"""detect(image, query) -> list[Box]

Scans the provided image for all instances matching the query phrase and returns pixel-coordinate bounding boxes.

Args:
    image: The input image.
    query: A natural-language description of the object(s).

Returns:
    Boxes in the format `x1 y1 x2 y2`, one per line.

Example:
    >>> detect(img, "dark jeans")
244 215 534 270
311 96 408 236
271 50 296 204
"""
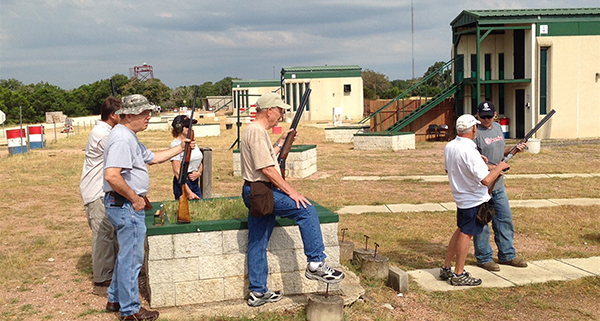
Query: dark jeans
172 176 202 200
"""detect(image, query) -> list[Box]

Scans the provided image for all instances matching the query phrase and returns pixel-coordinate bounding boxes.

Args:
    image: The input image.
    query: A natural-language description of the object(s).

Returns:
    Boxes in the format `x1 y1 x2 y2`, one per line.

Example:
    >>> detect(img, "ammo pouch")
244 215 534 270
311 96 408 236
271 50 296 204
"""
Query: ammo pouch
248 181 274 217
476 198 496 225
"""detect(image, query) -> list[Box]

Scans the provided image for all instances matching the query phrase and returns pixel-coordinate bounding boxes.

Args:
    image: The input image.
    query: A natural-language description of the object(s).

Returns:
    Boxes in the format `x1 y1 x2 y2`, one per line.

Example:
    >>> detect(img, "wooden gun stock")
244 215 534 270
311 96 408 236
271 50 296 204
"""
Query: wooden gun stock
277 129 296 180
177 86 198 224
177 129 194 224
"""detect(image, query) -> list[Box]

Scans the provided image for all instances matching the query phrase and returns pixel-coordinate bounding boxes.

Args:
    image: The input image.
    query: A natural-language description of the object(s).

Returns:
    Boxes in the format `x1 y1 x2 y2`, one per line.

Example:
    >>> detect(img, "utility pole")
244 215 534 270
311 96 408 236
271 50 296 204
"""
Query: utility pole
411 0 415 80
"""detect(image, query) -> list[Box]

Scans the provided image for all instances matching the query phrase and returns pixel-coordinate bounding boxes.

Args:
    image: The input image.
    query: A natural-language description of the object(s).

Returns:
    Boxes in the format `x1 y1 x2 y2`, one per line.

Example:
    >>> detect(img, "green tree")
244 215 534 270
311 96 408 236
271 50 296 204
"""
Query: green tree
361 69 391 99
122 78 171 106
0 87 36 124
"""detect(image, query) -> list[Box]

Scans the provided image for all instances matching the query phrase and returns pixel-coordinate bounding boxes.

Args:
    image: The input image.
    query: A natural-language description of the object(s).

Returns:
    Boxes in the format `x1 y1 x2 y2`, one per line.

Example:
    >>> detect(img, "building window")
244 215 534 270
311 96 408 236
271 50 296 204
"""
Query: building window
470 54 477 78
499 53 505 115
344 84 351 92
540 47 549 114
485 54 492 101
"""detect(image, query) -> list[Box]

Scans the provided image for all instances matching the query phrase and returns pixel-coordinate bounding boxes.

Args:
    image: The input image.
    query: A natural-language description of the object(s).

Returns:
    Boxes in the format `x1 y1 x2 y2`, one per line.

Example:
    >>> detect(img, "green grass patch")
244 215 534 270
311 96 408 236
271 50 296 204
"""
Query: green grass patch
163 197 248 222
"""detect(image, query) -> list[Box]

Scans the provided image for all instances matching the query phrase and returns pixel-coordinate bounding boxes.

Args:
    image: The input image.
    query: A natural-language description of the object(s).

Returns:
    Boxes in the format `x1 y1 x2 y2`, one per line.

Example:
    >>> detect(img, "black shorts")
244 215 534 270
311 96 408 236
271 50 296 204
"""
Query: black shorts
456 205 484 235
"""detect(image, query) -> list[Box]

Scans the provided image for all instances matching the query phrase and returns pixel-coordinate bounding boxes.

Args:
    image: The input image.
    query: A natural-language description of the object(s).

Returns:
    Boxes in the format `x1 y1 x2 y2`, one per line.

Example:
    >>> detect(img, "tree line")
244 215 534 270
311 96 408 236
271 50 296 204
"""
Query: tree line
0 61 447 124
0 75 235 124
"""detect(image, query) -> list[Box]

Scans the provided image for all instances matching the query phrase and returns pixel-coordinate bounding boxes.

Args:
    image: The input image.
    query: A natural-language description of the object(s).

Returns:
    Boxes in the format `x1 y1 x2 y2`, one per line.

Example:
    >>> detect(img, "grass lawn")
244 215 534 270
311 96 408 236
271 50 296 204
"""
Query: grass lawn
0 118 599 320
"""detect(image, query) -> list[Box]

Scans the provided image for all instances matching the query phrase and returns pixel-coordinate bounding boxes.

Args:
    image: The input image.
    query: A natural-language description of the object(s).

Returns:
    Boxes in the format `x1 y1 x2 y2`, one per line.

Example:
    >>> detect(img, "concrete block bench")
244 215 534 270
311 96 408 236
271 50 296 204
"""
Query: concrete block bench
233 144 317 178
192 123 220 137
353 132 415 151
324 124 371 143
144 199 340 308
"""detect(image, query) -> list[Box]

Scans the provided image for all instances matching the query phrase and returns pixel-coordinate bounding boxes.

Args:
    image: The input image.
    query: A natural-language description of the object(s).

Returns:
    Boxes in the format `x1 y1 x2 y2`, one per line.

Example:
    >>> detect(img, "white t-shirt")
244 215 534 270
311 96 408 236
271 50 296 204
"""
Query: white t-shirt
170 139 203 173
80 121 112 205
444 136 491 209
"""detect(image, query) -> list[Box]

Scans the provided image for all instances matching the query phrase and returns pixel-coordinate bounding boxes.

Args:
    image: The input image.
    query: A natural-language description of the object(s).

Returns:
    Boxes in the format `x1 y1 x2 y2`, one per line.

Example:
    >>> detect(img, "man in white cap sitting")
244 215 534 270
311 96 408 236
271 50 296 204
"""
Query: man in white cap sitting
439 114 509 286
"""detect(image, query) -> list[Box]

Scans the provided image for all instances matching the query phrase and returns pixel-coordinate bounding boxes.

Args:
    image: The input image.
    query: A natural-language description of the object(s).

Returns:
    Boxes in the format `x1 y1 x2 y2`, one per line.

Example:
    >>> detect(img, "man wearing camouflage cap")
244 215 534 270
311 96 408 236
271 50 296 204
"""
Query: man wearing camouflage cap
102 94 196 320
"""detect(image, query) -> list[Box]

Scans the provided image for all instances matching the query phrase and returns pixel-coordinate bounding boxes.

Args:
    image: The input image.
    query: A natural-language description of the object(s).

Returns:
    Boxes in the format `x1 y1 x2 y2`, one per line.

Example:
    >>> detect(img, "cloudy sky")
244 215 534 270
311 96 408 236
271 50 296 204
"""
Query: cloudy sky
1 0 597 89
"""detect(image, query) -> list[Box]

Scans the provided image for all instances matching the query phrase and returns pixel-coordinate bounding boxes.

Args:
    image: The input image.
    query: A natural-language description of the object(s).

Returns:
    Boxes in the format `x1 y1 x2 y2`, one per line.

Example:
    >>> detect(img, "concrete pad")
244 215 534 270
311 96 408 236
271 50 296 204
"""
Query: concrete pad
342 176 381 181
387 203 447 213
420 176 448 183
547 198 600 206
386 175 422 181
529 259 595 280
336 205 390 214
547 173 594 178
490 262 565 285
508 199 558 208
439 202 457 211
560 257 600 275
505 174 550 179
407 268 512 292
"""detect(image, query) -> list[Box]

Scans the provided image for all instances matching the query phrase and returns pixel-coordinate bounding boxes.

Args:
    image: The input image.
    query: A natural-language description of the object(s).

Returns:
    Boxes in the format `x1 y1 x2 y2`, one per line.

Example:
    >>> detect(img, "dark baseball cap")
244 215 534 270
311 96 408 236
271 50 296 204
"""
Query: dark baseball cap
172 115 197 128
477 101 496 118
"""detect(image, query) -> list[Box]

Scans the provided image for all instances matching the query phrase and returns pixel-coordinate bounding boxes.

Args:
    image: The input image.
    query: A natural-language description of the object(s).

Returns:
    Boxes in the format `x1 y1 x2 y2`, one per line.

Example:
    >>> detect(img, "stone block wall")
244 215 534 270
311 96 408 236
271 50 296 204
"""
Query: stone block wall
324 125 371 143
144 201 340 308
233 145 317 178
353 132 415 151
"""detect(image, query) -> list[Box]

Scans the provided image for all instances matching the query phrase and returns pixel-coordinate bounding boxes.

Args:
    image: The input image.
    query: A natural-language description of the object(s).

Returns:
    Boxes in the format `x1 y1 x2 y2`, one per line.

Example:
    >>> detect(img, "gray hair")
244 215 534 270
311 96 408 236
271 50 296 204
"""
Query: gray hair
456 125 474 135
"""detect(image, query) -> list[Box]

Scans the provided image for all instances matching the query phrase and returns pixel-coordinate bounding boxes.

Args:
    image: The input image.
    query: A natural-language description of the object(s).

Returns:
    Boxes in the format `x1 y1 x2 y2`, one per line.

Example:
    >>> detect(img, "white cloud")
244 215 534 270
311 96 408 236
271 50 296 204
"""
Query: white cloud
0 0 598 88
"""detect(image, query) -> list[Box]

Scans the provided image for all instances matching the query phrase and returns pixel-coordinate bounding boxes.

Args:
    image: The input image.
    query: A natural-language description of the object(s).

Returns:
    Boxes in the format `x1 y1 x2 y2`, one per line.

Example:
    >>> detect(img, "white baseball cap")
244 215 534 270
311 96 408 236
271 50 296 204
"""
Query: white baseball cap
456 114 480 131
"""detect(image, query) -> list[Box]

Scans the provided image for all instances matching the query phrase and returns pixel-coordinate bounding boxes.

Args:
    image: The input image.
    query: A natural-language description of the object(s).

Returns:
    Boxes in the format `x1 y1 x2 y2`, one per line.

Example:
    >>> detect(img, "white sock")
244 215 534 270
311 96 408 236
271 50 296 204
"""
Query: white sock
308 262 322 271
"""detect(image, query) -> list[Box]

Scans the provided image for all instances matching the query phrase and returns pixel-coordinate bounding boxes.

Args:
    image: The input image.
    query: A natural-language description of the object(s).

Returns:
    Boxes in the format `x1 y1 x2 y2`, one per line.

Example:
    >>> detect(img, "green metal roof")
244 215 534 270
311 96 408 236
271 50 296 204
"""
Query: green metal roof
282 65 362 79
451 8 600 28
231 79 280 88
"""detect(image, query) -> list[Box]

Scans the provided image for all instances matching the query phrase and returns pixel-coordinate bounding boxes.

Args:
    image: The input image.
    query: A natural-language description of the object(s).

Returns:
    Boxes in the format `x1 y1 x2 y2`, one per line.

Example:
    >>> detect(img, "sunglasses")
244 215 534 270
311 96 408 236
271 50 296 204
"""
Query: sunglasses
479 115 494 119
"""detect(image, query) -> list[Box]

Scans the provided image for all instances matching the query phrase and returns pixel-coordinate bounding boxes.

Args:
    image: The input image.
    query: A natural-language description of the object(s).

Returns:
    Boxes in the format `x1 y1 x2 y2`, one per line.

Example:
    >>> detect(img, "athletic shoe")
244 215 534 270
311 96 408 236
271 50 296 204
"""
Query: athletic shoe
450 271 482 286
247 290 282 307
439 267 453 280
305 262 345 284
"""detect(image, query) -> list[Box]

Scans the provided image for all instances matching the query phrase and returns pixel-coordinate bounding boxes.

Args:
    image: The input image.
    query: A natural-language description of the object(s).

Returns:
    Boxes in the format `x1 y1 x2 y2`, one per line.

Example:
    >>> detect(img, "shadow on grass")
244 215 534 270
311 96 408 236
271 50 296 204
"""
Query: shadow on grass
76 253 93 279
583 233 600 244
381 239 452 270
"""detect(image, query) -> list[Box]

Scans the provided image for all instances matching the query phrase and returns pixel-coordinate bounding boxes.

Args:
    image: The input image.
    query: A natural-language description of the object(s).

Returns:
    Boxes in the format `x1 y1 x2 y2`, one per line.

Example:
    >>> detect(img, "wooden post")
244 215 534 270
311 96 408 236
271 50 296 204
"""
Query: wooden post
200 147 212 198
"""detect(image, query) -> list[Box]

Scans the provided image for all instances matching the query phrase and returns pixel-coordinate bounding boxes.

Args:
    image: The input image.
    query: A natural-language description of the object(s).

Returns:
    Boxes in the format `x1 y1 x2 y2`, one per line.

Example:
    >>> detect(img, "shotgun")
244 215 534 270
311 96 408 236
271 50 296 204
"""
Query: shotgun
177 86 198 223
487 109 556 193
110 78 117 97
503 109 556 162
277 88 311 180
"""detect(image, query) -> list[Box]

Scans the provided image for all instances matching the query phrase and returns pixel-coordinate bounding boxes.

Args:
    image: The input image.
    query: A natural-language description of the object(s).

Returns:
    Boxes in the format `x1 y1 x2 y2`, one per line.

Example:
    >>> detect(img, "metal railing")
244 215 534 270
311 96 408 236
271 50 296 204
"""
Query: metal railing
360 57 461 132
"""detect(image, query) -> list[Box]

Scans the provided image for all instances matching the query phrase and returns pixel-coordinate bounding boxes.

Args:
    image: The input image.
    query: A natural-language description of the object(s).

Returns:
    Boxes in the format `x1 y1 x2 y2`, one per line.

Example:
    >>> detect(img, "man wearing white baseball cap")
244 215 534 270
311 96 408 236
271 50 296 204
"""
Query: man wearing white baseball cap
439 114 509 286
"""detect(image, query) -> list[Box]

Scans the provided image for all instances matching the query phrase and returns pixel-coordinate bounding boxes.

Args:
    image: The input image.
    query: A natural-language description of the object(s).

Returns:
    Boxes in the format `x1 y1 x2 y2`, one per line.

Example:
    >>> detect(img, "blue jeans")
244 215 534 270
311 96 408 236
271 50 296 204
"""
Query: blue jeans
473 186 516 264
172 176 202 200
104 193 146 317
242 184 326 293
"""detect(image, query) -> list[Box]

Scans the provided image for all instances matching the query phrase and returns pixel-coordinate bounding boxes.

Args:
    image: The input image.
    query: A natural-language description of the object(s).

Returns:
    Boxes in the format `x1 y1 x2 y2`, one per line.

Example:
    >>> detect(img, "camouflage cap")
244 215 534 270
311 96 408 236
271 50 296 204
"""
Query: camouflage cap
117 94 154 115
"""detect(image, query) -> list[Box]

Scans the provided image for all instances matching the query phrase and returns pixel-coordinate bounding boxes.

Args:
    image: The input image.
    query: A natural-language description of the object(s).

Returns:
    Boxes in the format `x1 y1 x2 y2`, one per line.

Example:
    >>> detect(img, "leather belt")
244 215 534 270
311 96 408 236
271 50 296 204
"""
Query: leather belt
244 180 273 188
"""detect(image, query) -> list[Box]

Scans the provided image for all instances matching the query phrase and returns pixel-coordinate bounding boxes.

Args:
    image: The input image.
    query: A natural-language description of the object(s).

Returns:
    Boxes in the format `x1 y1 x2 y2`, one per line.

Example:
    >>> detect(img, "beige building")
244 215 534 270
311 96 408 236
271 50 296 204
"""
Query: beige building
281 65 364 122
231 65 364 122
451 8 600 139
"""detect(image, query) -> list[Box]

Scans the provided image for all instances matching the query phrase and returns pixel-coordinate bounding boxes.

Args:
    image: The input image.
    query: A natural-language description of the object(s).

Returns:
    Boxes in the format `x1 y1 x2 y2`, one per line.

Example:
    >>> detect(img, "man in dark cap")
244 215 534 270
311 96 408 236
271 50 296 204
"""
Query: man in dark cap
473 101 528 272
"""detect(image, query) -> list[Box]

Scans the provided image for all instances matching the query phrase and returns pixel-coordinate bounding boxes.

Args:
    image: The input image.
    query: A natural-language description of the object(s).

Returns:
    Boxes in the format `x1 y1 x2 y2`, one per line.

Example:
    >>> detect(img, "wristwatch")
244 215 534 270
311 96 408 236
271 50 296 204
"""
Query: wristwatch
274 142 282 148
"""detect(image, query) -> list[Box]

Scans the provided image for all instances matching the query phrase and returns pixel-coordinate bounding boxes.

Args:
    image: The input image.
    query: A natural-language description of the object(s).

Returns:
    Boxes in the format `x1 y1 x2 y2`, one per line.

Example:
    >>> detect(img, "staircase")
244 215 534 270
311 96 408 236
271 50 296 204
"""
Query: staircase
360 57 462 133
387 84 459 132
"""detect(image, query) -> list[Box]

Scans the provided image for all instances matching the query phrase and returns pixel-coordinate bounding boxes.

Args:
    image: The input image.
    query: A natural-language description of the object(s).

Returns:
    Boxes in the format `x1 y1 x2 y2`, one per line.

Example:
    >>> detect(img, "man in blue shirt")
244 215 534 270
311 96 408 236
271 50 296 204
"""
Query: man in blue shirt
103 94 195 321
